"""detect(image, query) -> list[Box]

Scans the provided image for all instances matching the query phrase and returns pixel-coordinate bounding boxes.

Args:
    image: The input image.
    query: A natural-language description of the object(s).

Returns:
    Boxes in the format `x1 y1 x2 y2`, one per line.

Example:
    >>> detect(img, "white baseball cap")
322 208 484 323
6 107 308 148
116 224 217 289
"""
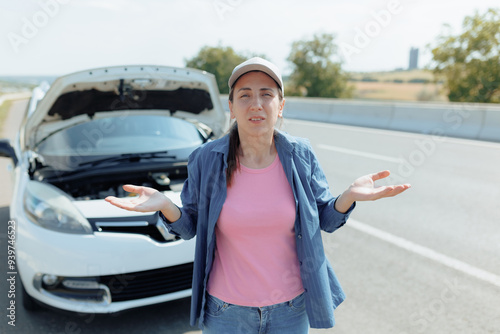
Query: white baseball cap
228 57 284 94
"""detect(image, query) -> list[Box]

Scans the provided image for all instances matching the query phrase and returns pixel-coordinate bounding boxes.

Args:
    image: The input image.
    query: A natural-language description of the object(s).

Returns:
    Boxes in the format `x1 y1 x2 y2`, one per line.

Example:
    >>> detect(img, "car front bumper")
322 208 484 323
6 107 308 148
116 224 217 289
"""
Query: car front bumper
15 208 195 314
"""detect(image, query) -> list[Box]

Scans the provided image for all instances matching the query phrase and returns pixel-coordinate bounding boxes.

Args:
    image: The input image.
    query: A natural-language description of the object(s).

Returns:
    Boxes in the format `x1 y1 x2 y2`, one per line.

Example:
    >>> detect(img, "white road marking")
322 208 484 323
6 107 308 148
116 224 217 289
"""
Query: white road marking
347 219 500 288
317 144 404 164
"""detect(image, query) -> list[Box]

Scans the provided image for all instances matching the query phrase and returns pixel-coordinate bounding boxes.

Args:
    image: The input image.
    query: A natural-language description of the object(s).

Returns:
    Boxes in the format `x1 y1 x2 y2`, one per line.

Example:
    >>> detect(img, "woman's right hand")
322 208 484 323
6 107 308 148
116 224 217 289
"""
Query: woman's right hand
105 185 181 221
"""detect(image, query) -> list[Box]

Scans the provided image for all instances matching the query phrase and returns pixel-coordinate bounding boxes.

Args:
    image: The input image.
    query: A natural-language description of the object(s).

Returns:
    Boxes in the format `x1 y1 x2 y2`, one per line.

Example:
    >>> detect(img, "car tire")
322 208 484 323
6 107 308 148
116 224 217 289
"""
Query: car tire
21 280 41 311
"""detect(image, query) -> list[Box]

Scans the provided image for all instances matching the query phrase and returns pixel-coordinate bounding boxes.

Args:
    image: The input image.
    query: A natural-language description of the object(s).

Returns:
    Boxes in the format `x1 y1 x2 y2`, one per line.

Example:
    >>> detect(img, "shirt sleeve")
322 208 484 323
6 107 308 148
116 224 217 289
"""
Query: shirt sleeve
308 143 356 233
158 148 202 240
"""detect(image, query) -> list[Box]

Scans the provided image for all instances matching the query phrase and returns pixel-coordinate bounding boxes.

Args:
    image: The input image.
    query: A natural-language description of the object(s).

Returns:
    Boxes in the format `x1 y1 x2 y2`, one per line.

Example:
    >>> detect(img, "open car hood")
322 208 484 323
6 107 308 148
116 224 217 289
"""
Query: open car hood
24 65 227 149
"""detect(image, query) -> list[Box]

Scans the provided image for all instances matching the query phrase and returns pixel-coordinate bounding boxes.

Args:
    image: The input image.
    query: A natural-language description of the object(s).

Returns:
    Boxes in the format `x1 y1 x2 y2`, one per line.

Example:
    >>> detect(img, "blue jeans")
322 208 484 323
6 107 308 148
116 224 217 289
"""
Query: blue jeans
202 293 309 334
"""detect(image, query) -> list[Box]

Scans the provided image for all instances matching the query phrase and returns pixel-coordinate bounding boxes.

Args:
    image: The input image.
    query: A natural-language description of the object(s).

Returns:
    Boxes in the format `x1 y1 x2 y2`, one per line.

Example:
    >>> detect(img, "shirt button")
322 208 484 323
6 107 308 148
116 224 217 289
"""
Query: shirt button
298 234 302 239
299 261 303 265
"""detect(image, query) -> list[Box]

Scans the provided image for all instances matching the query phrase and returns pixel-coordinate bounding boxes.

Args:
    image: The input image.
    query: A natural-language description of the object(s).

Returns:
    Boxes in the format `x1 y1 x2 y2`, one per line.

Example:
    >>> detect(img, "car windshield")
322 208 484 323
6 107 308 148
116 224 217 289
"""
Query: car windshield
36 115 205 156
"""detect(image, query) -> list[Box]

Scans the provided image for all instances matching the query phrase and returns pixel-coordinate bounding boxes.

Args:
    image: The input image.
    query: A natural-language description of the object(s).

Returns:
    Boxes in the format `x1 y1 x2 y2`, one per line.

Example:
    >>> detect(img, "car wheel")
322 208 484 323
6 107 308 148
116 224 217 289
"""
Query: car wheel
21 280 41 311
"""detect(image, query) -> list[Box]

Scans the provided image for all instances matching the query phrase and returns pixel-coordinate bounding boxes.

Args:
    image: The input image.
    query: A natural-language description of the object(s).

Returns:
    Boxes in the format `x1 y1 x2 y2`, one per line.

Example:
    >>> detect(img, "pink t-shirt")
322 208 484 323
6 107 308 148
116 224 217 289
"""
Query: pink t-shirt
207 154 304 307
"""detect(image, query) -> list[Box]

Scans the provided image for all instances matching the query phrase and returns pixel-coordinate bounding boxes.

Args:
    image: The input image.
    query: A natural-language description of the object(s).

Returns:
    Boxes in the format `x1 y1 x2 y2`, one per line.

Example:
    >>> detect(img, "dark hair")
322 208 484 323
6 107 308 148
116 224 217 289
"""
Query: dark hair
226 75 284 187
226 122 240 187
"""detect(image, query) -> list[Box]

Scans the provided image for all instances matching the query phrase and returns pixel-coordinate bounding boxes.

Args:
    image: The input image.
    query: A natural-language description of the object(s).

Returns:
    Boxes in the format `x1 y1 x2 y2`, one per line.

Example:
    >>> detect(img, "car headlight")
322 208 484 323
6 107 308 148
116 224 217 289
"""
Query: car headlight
23 180 93 234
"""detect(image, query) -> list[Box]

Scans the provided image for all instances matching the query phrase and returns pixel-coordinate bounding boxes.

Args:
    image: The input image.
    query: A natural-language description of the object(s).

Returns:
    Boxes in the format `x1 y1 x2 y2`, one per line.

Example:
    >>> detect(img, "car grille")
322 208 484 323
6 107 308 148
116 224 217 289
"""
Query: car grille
99 263 193 302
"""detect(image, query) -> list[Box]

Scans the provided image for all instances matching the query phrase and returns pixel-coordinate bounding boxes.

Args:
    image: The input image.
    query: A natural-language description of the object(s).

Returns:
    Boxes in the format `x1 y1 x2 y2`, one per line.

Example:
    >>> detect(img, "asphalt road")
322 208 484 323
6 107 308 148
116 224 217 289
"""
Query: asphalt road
1 99 500 333
282 118 500 334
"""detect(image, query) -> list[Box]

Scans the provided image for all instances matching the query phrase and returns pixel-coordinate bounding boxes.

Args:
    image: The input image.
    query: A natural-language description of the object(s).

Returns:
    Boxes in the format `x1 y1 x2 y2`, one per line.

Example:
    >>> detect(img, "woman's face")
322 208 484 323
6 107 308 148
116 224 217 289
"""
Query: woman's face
229 71 284 139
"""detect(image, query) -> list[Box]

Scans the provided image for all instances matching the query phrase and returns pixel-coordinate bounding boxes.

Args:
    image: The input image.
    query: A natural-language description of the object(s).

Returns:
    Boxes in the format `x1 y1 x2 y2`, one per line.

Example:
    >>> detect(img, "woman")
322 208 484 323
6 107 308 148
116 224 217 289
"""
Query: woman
105 57 410 333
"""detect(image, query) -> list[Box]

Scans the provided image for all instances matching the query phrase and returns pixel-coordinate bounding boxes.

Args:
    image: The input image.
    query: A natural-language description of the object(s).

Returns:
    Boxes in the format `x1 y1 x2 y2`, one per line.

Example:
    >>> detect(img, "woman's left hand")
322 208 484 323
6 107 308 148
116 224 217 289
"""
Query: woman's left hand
334 170 411 213
348 170 410 201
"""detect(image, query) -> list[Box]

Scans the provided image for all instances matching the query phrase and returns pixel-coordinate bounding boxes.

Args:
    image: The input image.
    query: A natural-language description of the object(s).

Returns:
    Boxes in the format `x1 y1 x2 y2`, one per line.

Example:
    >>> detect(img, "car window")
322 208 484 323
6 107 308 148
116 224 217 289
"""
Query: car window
37 115 204 156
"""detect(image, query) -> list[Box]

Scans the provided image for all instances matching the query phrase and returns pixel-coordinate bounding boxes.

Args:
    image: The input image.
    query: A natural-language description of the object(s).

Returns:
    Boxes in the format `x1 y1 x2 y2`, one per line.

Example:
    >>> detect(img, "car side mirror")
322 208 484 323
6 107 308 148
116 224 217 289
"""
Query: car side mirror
0 139 18 166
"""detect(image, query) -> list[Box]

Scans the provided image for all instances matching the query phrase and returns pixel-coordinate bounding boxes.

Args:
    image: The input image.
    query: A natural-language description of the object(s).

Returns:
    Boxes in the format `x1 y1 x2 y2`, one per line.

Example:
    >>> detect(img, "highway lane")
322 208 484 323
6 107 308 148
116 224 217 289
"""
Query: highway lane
1 100 499 333
283 118 500 333
282 118 500 277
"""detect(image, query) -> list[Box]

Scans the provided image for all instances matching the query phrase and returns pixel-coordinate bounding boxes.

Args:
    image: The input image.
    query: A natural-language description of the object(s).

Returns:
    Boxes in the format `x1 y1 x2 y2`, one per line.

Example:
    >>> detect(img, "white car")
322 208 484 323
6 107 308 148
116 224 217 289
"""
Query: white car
0 65 227 314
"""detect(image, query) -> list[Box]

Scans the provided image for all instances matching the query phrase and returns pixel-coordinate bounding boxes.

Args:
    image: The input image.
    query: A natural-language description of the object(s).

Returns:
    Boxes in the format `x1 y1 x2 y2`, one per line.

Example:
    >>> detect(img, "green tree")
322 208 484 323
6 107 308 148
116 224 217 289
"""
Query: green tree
287 33 353 98
184 46 248 94
430 8 500 103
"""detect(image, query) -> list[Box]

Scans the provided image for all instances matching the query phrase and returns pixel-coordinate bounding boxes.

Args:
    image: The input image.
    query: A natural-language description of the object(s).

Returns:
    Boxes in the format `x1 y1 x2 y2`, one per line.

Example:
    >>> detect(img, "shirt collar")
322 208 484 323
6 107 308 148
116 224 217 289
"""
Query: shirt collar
211 133 230 155
274 130 297 154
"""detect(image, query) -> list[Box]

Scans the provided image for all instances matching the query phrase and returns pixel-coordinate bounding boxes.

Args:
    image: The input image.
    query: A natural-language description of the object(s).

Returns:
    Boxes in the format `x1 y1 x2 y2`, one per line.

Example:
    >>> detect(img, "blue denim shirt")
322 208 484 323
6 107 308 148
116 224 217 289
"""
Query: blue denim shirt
160 130 355 329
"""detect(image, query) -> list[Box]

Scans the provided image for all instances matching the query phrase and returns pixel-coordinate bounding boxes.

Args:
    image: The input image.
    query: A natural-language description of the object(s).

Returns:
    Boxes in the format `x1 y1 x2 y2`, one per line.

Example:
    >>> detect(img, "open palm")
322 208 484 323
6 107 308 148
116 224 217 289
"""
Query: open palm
348 170 411 201
105 184 169 213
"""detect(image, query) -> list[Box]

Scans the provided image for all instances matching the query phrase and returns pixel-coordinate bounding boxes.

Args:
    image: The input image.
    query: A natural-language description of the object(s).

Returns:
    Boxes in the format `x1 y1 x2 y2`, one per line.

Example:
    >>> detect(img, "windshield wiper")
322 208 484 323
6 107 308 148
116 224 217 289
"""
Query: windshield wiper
77 151 177 168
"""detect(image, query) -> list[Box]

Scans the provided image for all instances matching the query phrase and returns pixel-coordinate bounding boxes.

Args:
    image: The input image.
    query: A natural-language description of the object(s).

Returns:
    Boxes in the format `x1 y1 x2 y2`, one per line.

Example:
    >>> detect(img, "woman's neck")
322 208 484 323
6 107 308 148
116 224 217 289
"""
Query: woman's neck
237 131 277 169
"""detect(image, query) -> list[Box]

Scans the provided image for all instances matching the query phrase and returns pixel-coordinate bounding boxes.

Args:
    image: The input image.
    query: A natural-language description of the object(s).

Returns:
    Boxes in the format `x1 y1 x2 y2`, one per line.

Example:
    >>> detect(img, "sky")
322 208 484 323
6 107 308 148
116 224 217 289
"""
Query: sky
0 0 498 76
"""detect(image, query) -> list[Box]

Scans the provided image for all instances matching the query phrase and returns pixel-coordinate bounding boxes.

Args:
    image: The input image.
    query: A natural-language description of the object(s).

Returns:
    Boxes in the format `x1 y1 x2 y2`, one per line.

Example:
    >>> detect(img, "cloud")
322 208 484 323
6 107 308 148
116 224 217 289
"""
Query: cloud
72 0 138 12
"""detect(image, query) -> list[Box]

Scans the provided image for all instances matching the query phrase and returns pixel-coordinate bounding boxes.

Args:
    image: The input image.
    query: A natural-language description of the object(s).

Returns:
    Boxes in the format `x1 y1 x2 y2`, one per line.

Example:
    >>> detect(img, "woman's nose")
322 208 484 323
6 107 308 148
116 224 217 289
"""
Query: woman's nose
249 96 263 110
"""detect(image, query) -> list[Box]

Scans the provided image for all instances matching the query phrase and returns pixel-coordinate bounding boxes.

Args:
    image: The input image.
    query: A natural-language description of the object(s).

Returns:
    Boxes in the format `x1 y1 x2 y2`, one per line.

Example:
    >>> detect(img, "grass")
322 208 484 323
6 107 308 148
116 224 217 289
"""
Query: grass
348 69 437 83
347 69 448 102
0 99 14 133
351 81 448 102
0 82 34 95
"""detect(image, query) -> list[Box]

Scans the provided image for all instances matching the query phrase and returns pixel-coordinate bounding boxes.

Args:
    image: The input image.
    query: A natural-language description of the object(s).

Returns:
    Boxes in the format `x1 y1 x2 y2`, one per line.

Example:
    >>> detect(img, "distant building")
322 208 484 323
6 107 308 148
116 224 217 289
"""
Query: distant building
409 47 419 70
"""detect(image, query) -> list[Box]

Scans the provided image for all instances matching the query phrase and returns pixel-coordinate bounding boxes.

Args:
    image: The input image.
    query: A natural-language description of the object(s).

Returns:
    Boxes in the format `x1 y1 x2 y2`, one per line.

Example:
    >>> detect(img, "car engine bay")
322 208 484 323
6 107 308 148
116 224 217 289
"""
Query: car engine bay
31 165 186 201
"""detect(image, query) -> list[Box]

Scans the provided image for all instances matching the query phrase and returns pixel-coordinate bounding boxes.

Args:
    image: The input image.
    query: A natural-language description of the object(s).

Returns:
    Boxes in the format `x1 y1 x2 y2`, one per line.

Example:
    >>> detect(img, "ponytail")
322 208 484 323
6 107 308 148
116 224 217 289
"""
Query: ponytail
226 122 240 187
